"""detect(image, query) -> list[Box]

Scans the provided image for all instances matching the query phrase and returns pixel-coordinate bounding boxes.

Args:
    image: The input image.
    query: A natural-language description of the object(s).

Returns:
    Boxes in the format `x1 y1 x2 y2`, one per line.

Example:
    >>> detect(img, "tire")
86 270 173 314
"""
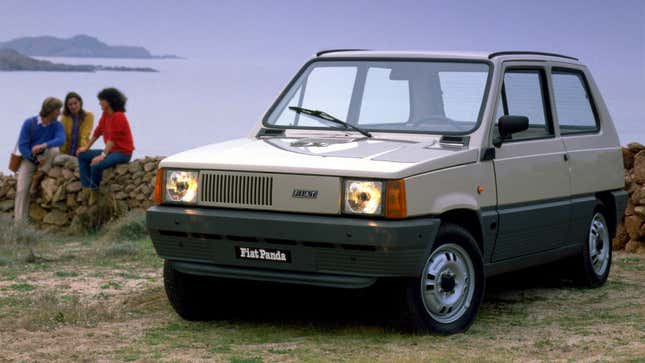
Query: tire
401 223 485 334
163 260 225 321
573 206 612 288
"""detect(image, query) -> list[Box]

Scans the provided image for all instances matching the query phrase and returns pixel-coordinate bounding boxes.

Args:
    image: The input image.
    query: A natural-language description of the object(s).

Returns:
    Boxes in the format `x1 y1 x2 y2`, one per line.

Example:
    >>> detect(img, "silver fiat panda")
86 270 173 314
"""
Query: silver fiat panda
147 50 628 334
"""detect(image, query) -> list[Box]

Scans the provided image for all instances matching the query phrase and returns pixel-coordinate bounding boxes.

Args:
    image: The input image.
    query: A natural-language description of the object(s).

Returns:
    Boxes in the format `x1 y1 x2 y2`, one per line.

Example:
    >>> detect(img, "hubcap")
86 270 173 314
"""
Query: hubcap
589 213 610 276
421 243 475 324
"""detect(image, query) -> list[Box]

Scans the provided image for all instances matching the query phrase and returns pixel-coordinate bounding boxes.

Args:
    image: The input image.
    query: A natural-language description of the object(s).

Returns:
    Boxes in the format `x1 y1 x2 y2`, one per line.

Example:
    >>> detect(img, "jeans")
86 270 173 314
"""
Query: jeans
78 150 132 189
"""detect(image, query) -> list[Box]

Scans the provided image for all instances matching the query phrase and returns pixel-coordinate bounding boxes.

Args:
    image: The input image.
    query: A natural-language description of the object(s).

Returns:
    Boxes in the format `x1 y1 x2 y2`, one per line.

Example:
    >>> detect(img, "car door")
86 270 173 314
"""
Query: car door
549 65 625 245
491 63 572 262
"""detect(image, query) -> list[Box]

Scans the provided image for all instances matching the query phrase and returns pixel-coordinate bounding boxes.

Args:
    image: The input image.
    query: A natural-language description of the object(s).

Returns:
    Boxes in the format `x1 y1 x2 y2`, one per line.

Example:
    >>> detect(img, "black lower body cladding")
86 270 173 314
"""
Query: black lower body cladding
146 206 441 288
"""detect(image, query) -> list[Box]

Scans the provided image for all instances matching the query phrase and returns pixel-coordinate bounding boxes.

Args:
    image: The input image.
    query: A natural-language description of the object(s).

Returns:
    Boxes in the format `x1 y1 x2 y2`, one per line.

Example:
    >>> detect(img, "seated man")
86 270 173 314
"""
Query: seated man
14 97 65 223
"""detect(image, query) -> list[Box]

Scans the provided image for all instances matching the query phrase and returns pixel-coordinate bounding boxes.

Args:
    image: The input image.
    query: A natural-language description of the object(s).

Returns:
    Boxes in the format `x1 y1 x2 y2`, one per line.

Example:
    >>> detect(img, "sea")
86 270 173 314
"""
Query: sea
0 56 642 173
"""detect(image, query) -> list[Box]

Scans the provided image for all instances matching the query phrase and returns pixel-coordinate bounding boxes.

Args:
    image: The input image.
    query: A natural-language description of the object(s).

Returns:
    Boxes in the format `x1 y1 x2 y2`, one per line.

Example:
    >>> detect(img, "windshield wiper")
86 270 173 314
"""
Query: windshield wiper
288 106 372 138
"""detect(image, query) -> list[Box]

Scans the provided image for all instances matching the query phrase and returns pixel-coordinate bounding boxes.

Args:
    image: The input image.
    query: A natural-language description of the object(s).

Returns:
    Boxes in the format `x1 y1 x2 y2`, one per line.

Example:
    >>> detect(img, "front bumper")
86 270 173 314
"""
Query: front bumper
147 206 440 288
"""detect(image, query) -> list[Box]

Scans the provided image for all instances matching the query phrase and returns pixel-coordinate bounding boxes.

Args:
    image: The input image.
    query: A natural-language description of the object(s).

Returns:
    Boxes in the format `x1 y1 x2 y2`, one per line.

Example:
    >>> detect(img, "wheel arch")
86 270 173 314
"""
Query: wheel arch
438 208 485 254
594 191 617 239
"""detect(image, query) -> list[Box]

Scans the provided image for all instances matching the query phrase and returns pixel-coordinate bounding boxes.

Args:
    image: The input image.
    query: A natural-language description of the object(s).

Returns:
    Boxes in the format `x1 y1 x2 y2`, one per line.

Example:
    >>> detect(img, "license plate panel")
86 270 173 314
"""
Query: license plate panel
235 246 292 263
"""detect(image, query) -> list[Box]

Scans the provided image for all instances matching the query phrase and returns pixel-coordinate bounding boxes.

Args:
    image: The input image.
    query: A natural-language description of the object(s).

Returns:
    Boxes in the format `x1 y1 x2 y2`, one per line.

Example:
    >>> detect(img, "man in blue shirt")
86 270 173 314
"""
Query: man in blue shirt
14 97 65 223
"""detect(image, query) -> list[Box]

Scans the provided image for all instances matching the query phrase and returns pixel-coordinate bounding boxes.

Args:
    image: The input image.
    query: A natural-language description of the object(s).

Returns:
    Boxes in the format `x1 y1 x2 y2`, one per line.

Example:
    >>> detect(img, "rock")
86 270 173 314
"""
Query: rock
66 194 77 208
136 193 145 201
40 177 58 203
64 159 77 170
6 189 15 199
628 142 645 153
633 151 645 184
52 185 67 202
47 167 63 179
622 147 635 169
612 223 629 250
0 199 14 212
625 201 634 216
128 162 143 173
115 164 129 176
624 240 645 254
125 184 136 192
115 191 127 200
109 184 123 192
635 206 645 218
103 168 114 181
624 215 643 240
630 186 645 205
144 162 157 172
29 203 47 221
66 181 82 193
43 210 68 226
62 168 74 179
132 171 145 180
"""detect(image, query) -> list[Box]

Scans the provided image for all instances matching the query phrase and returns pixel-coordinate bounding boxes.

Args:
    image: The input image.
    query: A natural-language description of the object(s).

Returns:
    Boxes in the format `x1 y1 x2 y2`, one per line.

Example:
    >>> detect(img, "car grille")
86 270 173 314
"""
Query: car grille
200 172 273 206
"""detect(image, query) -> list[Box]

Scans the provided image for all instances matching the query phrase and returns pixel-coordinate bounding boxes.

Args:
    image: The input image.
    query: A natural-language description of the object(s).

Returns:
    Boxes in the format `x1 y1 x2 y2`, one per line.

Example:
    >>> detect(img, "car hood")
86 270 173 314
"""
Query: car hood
160 136 479 179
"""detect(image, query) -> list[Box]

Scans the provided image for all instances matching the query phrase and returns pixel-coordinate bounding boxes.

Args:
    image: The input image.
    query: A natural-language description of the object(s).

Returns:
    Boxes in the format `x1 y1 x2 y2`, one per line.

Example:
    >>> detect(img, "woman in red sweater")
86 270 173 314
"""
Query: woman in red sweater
77 88 134 191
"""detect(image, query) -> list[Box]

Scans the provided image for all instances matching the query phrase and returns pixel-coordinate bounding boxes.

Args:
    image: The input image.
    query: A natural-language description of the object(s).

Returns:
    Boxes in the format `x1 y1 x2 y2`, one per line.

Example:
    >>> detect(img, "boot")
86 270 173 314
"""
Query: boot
29 170 45 195
89 189 99 206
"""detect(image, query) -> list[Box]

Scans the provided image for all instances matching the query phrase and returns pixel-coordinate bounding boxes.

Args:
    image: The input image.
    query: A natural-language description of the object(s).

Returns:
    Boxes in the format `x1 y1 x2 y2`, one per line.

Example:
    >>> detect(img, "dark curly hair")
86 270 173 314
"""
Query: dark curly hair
63 91 87 120
97 87 127 112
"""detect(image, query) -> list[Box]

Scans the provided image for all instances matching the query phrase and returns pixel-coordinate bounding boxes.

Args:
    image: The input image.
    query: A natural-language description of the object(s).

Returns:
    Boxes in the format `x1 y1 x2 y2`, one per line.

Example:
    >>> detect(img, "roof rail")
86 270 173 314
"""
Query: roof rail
488 51 578 61
316 49 368 57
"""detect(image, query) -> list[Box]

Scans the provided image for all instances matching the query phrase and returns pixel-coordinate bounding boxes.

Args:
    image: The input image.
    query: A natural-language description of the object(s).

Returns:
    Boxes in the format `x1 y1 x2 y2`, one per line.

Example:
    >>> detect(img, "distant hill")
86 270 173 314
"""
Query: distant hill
0 48 158 72
0 34 180 59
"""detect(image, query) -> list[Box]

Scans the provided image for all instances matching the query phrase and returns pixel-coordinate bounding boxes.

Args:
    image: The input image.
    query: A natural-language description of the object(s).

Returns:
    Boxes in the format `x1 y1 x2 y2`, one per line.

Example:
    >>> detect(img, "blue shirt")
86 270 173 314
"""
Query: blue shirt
18 116 66 160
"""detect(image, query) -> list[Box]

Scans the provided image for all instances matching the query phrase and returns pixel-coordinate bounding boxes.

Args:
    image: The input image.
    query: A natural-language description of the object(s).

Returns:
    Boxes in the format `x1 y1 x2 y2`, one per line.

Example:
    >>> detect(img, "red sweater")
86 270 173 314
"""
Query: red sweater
93 111 134 155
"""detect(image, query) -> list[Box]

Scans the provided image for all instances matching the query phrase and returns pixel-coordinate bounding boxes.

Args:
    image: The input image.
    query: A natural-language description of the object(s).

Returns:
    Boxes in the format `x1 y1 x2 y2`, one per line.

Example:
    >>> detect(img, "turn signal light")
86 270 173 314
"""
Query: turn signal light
385 179 407 219
153 168 164 204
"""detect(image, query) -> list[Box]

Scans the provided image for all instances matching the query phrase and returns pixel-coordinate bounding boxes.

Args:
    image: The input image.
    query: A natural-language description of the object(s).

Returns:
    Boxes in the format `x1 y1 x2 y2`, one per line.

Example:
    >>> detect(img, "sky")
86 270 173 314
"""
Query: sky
1 0 644 137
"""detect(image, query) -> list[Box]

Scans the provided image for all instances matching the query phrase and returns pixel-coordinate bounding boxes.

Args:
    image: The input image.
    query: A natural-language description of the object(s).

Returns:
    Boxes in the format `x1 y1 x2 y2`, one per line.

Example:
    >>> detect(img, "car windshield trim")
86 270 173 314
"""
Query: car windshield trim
261 57 494 136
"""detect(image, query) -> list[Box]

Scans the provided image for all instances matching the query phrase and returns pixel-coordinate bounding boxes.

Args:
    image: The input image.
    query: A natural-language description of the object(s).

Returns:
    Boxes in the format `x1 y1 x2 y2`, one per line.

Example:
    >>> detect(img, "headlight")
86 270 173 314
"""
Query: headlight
344 180 383 215
165 170 199 203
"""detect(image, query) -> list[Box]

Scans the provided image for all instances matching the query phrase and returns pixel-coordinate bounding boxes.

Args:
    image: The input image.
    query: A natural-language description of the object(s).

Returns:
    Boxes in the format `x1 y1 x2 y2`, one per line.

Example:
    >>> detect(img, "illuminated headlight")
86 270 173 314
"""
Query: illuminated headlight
165 170 199 203
343 180 383 215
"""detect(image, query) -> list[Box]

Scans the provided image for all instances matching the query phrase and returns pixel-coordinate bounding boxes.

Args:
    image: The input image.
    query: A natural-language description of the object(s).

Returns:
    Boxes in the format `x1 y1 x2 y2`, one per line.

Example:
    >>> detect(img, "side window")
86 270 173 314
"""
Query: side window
496 70 552 141
551 71 598 134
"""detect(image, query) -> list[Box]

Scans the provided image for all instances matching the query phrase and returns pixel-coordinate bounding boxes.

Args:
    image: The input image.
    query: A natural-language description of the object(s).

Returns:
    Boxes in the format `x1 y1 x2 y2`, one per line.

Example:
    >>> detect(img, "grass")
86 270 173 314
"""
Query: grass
0 215 643 361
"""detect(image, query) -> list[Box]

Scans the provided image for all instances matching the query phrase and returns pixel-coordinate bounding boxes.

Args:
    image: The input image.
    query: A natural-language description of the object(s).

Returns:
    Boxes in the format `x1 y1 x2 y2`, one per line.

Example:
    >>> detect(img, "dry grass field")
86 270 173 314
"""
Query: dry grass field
0 213 644 362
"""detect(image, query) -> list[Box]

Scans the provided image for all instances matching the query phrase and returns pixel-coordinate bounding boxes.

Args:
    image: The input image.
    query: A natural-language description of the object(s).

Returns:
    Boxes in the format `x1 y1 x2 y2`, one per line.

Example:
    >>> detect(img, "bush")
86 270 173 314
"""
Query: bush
70 192 127 234
102 210 148 243
0 215 45 246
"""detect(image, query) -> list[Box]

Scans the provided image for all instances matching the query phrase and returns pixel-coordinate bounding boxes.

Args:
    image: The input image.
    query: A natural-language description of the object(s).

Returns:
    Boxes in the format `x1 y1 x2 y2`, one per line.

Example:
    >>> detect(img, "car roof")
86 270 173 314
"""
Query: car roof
315 50 582 64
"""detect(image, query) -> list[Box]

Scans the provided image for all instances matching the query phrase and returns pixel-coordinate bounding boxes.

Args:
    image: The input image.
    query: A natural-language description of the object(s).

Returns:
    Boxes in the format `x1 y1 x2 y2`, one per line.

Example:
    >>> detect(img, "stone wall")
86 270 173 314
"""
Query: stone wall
0 156 162 227
613 143 645 253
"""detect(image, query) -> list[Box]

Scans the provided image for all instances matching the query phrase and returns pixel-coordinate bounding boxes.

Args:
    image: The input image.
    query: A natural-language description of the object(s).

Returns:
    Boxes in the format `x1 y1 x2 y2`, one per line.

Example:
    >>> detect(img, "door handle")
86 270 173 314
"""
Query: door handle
563 154 569 162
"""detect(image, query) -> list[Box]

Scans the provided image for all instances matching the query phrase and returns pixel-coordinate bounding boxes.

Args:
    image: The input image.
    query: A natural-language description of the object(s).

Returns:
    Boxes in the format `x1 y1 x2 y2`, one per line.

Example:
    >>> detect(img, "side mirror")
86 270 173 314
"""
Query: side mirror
493 115 529 147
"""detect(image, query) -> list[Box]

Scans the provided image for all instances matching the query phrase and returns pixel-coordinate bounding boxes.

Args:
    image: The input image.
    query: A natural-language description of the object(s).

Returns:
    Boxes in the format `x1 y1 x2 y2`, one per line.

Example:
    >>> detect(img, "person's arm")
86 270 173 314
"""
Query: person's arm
79 113 94 149
17 120 32 160
77 114 102 155
44 122 66 148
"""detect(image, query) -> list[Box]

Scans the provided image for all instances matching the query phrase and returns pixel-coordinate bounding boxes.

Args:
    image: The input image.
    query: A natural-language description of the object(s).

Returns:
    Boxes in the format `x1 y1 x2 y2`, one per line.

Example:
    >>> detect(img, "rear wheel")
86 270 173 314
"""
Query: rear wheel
573 207 612 287
402 224 485 334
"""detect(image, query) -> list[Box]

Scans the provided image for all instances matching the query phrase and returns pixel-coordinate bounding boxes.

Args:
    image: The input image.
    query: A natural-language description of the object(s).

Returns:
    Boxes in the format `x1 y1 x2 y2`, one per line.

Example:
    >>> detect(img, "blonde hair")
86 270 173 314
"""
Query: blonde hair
39 97 63 118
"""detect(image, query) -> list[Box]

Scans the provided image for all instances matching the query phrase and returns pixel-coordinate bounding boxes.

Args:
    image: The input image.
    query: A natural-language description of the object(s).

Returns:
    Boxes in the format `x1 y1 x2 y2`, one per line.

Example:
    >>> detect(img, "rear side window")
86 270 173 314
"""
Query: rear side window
551 71 598 134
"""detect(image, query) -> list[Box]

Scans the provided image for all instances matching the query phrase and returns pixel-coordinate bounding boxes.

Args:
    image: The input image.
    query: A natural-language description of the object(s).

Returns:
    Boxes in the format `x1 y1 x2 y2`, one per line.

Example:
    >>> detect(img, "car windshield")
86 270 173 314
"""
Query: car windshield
264 60 491 134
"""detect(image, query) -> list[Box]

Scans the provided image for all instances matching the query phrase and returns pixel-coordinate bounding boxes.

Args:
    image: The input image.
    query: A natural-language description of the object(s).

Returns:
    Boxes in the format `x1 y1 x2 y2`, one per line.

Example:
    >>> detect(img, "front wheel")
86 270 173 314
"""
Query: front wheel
164 260 229 321
402 224 485 334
